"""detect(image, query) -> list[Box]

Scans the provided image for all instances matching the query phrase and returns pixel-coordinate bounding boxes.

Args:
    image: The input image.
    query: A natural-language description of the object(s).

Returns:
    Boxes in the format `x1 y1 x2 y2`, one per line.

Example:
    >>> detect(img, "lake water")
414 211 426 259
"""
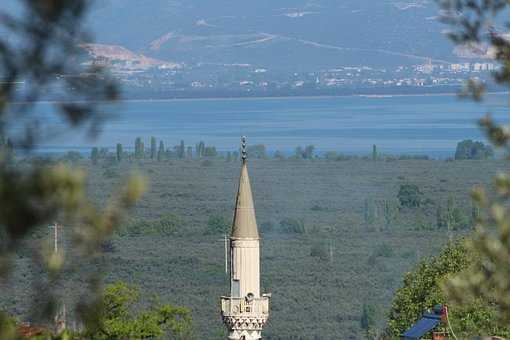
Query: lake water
24 94 510 157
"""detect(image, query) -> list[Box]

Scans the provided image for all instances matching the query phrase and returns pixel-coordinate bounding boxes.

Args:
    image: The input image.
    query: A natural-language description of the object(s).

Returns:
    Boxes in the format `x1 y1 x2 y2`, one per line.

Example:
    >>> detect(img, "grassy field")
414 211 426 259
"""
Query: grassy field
2 158 509 339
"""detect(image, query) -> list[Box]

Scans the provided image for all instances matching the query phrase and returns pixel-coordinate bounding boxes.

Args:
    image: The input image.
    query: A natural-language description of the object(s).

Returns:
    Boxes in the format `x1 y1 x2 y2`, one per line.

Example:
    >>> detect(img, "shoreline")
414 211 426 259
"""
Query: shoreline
9 91 510 105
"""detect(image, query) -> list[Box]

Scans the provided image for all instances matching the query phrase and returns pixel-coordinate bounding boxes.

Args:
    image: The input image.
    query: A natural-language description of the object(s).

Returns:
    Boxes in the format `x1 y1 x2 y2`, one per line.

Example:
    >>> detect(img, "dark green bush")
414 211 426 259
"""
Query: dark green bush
279 218 306 234
398 184 422 208
455 139 494 160
122 214 183 236
310 242 328 260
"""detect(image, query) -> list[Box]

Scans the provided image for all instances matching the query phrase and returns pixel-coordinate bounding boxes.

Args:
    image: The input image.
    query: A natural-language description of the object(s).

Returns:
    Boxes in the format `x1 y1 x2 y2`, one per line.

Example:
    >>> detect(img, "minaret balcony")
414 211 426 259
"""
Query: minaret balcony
220 296 270 330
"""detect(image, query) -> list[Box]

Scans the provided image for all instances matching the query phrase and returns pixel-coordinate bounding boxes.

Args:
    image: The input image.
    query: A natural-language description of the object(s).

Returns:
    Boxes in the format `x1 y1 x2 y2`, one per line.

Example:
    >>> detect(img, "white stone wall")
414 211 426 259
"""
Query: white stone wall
231 239 260 298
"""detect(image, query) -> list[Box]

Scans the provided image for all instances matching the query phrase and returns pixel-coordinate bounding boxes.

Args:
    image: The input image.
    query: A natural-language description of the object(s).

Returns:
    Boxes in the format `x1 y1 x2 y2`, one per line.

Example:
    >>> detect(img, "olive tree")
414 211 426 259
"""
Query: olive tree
436 0 510 328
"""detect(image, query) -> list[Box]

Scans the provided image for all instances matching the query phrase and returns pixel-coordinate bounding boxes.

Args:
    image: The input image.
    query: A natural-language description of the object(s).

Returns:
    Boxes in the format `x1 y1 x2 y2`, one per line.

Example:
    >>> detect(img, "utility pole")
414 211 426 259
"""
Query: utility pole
49 223 66 333
218 234 229 276
225 233 228 275
329 239 334 264
49 223 59 253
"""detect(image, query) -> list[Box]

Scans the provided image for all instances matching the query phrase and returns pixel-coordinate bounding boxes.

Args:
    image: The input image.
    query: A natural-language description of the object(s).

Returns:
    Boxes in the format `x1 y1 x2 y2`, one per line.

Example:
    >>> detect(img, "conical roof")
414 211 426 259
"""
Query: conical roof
231 158 259 239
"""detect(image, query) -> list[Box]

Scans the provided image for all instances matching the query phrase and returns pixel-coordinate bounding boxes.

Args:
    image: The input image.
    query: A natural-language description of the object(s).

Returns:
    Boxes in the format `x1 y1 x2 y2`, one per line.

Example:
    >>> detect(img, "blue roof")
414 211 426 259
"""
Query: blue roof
402 314 441 339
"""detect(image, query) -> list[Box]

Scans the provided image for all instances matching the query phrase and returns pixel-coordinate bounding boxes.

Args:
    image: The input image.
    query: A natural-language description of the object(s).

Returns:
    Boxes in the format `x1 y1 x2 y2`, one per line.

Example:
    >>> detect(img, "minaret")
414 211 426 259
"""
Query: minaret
221 137 270 340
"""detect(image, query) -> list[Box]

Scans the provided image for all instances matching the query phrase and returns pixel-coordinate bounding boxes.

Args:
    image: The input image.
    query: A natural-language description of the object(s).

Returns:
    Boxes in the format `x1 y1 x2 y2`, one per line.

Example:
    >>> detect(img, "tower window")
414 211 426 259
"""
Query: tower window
232 280 240 297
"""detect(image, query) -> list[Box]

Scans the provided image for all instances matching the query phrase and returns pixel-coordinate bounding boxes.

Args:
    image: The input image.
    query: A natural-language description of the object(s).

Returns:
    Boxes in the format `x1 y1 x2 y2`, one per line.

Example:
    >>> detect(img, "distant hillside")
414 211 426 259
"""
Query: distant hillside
83 0 463 71
81 44 182 71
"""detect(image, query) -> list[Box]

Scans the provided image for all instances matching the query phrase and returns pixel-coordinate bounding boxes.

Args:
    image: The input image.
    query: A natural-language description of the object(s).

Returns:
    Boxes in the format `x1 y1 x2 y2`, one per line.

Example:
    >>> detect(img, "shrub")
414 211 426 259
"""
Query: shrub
397 183 422 208
360 303 376 335
116 143 123 162
383 200 399 229
455 139 494 160
91 147 99 165
386 241 510 338
310 204 327 212
123 214 183 236
101 240 116 253
437 196 471 231
279 218 306 234
86 281 193 339
310 242 328 260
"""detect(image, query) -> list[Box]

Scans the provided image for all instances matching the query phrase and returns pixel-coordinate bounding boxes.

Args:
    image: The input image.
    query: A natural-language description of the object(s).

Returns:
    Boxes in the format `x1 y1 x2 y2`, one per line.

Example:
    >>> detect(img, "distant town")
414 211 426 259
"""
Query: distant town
83 45 500 99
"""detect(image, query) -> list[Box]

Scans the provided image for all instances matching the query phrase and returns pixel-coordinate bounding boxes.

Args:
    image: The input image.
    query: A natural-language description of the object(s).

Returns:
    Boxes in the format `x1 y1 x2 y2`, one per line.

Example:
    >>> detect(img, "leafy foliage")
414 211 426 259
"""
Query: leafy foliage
116 143 123 162
91 147 99 165
454 140 493 160
246 144 268 159
386 241 510 338
86 282 193 339
360 303 376 336
437 0 510 329
397 184 422 208
279 217 306 234
121 214 184 236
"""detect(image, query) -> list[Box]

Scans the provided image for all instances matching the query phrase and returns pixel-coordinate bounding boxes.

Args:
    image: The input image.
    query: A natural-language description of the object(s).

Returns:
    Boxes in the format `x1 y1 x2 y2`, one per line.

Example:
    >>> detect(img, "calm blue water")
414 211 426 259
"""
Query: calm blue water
17 94 510 157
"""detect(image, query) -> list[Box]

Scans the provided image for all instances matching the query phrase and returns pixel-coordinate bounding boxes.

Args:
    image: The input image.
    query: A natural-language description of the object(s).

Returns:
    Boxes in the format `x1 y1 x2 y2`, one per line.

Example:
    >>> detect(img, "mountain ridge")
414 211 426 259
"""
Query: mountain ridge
82 0 464 71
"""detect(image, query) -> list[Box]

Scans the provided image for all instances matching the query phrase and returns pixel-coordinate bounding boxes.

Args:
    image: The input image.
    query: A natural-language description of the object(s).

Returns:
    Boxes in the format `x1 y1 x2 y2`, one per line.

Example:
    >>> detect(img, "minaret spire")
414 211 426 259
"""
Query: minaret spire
221 137 270 340
231 137 259 240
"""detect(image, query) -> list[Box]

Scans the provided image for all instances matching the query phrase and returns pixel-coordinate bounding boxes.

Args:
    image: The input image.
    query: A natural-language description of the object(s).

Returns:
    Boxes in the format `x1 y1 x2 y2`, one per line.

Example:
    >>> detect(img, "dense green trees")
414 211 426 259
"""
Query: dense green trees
386 241 510 338
176 140 185 159
150 137 157 160
247 144 268 159
360 303 377 337
204 146 218 158
91 147 99 165
157 141 165 162
436 0 510 329
116 143 123 162
0 137 14 162
135 137 144 159
86 282 193 339
279 217 306 234
397 184 422 208
294 145 315 159
454 140 493 160
436 196 470 232
195 141 205 158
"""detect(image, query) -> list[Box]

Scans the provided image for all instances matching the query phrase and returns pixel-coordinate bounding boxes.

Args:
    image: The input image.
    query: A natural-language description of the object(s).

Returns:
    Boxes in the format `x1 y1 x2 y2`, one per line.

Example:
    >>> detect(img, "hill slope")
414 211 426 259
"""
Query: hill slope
85 0 456 71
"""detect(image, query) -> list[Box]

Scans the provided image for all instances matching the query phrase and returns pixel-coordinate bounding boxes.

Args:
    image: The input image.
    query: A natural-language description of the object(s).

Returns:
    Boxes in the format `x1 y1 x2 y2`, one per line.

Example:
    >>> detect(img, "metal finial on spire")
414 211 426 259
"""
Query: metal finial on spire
241 136 247 162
